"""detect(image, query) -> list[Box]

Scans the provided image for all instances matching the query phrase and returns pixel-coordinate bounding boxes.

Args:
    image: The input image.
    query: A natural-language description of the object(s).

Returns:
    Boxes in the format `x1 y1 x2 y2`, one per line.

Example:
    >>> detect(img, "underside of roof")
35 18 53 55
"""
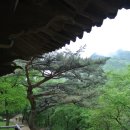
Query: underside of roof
0 0 130 76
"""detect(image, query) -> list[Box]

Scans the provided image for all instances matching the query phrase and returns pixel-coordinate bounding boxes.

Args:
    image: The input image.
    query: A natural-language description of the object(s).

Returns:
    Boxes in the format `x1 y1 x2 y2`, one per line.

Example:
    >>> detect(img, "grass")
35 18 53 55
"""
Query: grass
0 121 15 130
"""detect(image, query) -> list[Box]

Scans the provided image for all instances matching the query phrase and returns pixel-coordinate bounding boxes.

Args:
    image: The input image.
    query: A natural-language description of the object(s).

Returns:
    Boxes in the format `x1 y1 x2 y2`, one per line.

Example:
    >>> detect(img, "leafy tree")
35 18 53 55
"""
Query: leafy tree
36 104 90 130
23 49 107 130
89 67 130 130
0 73 28 126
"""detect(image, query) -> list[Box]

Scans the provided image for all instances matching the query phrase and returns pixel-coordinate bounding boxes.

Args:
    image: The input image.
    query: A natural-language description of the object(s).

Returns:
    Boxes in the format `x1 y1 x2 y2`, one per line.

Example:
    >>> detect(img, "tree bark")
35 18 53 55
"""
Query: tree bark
25 60 39 130
28 110 37 130
5 110 10 126
27 84 38 130
27 93 37 130
6 118 10 126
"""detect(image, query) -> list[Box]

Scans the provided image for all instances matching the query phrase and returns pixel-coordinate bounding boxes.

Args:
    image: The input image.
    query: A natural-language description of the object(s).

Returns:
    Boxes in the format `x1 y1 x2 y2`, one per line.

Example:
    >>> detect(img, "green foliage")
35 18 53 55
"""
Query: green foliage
36 104 90 130
0 121 15 130
21 49 106 130
89 67 130 130
37 79 130 130
30 50 107 114
89 88 130 130
91 50 130 72
2 50 130 130
104 50 130 72
0 74 28 114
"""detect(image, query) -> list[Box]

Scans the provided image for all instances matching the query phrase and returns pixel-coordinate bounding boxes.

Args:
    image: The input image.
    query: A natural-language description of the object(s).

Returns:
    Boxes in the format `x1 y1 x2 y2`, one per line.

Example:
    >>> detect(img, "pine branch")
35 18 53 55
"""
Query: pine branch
32 76 53 88
34 91 56 98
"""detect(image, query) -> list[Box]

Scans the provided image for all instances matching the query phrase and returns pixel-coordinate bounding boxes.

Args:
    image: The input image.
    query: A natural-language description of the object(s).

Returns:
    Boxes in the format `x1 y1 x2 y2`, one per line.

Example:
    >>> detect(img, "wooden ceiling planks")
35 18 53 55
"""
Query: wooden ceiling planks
0 0 130 76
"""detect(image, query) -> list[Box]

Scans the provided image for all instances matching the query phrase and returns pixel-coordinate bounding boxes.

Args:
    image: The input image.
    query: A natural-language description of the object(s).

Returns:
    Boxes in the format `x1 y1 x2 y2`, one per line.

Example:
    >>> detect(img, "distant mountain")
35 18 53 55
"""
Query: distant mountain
90 53 106 59
90 50 130 72
112 50 130 60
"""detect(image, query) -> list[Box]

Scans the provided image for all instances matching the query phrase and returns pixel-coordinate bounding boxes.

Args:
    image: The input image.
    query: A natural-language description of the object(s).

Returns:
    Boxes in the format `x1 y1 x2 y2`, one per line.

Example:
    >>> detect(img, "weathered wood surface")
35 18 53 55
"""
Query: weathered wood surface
0 0 130 76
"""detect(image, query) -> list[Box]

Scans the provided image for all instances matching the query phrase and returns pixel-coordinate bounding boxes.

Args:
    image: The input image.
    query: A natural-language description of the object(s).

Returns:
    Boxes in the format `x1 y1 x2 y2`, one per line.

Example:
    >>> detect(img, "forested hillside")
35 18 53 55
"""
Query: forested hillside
91 50 130 71
1 49 130 130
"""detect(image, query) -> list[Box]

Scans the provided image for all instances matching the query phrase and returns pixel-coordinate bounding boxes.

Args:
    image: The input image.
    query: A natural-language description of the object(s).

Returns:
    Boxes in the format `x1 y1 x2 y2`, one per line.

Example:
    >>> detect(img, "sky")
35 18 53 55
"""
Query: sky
62 9 130 58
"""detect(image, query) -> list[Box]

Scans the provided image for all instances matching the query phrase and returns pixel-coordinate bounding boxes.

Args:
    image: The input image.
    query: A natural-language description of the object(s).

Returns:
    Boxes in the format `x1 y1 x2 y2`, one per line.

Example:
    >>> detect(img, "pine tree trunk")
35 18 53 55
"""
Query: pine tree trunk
28 110 37 130
6 118 10 126
5 110 10 126
27 86 38 130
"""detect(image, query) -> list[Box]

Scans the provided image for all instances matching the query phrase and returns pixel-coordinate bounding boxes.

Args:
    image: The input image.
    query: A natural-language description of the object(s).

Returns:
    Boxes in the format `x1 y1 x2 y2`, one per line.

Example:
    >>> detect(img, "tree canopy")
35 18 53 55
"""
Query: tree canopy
0 73 28 125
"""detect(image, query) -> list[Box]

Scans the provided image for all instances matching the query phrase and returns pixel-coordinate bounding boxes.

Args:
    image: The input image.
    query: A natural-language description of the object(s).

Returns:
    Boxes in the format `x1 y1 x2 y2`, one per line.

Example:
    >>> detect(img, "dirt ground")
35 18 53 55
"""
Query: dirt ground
21 125 30 130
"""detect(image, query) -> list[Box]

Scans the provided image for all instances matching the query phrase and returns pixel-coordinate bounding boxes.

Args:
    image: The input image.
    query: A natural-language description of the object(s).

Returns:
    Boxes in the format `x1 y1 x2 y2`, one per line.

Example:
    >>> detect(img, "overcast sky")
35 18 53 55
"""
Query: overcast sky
62 9 130 57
